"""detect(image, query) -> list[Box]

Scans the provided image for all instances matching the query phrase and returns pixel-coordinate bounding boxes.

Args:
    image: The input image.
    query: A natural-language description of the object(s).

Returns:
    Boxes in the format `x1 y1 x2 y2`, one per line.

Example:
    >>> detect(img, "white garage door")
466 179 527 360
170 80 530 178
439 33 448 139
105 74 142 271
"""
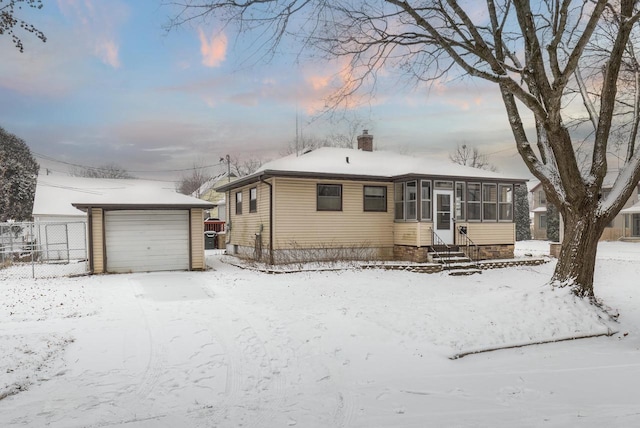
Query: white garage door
105 210 189 273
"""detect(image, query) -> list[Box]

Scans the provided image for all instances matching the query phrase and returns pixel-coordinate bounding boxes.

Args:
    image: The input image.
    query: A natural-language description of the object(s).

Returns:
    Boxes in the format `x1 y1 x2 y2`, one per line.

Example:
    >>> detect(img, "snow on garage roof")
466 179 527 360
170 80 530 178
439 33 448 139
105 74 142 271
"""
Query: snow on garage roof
33 174 213 217
218 147 527 191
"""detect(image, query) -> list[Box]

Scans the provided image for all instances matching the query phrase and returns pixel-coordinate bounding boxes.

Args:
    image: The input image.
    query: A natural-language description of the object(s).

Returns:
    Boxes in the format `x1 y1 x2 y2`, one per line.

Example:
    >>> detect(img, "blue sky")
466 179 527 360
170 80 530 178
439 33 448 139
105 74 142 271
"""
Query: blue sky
0 0 529 182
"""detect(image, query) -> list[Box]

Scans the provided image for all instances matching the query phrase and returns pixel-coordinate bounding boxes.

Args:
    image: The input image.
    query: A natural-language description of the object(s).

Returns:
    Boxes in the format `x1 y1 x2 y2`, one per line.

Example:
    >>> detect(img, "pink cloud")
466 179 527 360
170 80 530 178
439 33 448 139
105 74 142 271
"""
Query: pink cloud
198 29 227 68
57 0 128 69
94 40 120 69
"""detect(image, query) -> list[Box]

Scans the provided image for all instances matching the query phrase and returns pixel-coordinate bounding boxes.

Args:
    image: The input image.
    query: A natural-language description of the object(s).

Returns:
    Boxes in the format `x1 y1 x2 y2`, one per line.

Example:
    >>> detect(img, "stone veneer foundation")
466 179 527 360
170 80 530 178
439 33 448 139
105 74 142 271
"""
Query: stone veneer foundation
393 245 432 263
393 244 515 261
476 244 515 260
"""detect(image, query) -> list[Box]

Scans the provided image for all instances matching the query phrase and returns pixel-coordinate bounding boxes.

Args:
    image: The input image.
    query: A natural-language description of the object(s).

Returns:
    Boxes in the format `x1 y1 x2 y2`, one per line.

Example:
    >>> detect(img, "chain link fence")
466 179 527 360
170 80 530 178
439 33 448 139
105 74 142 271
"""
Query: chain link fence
0 221 89 279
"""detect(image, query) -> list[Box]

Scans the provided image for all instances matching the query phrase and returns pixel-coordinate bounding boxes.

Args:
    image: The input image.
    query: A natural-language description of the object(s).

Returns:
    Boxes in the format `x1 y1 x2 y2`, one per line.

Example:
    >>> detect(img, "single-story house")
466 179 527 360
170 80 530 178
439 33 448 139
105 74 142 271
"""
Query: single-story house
216 131 527 264
530 174 640 241
33 174 213 273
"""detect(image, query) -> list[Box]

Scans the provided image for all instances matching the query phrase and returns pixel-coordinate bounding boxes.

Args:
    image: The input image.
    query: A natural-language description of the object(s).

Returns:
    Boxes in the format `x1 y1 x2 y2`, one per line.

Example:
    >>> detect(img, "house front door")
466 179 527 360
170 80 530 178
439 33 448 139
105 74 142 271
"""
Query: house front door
633 214 640 237
434 190 454 245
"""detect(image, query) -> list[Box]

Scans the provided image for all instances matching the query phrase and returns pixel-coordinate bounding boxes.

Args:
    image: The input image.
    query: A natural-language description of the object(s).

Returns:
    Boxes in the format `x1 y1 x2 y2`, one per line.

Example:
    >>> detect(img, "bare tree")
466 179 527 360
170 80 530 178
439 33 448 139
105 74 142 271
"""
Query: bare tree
280 134 331 156
70 163 134 179
449 144 497 172
327 116 368 149
229 155 264 177
166 1 640 299
0 0 46 52
177 163 212 196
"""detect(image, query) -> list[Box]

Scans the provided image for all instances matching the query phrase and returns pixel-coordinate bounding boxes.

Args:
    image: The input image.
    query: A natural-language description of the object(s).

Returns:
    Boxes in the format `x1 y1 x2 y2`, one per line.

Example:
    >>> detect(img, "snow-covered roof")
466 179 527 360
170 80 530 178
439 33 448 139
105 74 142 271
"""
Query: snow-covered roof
620 201 640 214
218 147 526 191
191 172 236 198
33 174 213 217
532 206 547 213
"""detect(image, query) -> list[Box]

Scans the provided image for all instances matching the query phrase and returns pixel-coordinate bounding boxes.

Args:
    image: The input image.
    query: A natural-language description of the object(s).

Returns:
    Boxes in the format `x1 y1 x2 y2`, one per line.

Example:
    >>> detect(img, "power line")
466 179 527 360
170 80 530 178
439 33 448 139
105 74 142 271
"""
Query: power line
32 151 225 173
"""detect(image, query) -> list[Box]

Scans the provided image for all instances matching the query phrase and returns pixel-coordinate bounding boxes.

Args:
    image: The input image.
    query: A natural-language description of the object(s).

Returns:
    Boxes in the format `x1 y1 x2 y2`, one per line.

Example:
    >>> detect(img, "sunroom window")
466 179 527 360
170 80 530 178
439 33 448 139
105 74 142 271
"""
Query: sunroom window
498 184 513 221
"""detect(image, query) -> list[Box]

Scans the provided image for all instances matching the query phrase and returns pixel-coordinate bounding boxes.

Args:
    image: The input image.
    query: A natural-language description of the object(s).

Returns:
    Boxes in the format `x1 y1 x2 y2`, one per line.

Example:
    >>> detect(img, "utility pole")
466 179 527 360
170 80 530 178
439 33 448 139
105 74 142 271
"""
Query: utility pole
220 155 231 182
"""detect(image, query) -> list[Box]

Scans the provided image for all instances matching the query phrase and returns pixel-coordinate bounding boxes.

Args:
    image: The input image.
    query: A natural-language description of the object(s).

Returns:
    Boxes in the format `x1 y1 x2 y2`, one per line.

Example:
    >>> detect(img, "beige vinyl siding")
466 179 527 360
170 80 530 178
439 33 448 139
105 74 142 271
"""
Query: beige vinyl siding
273 178 393 249
190 208 205 270
393 222 418 246
393 222 434 247
458 222 515 245
228 181 271 249
418 222 433 247
91 208 104 273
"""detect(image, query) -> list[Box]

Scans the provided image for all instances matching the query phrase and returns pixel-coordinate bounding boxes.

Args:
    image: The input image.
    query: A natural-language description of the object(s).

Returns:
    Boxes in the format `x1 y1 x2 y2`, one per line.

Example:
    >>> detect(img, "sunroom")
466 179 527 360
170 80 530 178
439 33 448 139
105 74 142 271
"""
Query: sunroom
392 177 518 261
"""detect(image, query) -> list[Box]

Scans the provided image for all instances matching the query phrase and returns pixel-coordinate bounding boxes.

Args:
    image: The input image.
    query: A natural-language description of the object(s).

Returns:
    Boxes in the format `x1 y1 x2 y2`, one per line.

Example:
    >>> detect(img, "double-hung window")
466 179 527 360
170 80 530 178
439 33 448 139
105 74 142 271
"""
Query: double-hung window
249 187 257 213
317 184 342 211
467 183 481 221
235 191 242 215
394 182 405 220
420 180 432 220
405 181 417 220
482 183 498 221
364 186 387 212
455 182 465 220
498 184 513 221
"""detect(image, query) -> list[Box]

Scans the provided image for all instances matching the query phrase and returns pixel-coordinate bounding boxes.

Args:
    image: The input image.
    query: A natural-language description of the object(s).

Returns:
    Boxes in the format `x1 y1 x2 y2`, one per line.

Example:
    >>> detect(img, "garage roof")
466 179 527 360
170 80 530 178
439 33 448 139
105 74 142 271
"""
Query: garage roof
34 175 213 215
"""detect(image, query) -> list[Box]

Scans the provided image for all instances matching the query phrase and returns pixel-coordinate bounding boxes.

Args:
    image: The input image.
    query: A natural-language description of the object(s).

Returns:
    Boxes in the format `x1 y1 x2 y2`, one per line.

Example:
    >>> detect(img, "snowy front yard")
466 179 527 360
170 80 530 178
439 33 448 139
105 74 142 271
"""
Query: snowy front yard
2 241 640 427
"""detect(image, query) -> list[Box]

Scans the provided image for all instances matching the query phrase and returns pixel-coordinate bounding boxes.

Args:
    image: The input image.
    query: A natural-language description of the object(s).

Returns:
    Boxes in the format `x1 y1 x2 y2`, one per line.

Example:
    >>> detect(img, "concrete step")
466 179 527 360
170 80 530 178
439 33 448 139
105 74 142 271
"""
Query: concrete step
443 261 479 270
448 268 483 276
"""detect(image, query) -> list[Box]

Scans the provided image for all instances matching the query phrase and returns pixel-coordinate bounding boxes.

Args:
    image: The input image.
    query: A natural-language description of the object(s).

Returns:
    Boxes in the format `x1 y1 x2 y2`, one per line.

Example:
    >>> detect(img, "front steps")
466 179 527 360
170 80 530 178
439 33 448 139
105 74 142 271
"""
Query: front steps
429 247 482 276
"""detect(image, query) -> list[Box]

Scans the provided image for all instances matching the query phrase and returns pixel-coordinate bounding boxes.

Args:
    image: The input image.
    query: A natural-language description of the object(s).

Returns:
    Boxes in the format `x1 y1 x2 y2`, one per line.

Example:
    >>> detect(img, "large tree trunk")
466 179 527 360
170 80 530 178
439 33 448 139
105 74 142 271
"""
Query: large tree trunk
552 207 607 299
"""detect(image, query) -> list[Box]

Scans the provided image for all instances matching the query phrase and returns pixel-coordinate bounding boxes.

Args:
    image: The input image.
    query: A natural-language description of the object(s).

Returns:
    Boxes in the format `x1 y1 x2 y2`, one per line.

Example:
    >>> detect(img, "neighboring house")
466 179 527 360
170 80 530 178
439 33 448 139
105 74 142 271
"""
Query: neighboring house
529 181 548 240
33 174 213 273
620 202 640 241
530 174 640 241
216 131 527 264
192 172 237 220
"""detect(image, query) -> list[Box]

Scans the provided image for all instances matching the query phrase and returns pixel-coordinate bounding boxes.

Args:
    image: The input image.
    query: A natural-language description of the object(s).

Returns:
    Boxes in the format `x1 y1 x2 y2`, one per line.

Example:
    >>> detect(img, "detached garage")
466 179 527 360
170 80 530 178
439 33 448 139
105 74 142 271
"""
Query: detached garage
32 175 213 274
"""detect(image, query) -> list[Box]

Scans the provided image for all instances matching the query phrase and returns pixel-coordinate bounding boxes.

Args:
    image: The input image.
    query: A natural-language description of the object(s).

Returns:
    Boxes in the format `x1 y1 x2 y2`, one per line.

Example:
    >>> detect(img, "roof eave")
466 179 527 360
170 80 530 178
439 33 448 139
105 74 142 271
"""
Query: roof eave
71 202 215 212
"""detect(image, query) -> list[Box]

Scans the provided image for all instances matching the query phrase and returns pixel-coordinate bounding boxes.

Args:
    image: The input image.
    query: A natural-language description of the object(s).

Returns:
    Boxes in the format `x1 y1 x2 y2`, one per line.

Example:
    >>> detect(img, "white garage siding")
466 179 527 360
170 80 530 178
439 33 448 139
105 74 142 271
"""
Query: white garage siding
105 210 190 273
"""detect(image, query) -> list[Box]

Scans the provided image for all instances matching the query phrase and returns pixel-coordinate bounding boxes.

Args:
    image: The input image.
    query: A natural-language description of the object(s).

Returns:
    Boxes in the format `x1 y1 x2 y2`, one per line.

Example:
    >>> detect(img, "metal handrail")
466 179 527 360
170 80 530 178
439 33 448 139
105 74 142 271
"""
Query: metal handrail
430 229 451 268
457 226 480 262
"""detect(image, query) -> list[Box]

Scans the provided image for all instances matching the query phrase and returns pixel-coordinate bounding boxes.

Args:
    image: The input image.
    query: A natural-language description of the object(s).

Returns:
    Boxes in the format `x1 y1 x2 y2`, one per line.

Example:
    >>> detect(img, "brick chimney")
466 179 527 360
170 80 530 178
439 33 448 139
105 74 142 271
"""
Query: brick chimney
357 130 373 152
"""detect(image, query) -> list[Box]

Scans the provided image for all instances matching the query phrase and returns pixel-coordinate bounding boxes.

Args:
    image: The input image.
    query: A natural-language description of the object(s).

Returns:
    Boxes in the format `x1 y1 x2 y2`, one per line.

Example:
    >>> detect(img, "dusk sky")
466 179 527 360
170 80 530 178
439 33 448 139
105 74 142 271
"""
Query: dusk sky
0 1 530 183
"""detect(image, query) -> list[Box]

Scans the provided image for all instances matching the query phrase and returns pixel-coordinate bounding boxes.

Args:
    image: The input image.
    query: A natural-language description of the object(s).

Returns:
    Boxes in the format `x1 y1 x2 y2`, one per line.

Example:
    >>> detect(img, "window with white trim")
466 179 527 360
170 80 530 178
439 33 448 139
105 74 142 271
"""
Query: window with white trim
455 182 465 220
394 182 404 220
420 180 432 220
498 184 513 221
467 183 481 221
482 183 497 221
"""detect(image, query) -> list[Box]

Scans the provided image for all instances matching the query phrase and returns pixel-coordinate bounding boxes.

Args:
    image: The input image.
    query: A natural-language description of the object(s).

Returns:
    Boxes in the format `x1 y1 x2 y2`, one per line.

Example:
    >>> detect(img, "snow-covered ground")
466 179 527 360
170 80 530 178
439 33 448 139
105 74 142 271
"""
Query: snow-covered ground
1 241 640 427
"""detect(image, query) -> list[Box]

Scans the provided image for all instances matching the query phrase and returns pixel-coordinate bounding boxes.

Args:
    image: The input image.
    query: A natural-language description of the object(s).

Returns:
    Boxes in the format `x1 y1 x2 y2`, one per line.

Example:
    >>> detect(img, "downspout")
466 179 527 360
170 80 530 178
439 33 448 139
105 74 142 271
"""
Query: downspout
259 176 274 265
87 207 94 274
226 190 231 246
